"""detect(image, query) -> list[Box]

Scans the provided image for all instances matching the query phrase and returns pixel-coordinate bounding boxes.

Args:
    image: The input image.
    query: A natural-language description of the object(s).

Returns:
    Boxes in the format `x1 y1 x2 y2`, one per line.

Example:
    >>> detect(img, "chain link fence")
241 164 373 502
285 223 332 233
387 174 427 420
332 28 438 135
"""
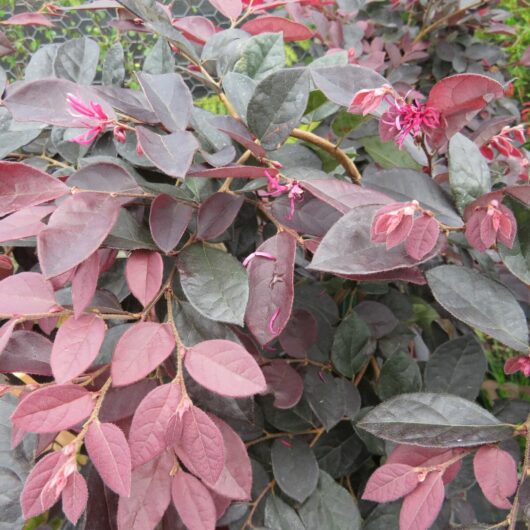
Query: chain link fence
0 1 232 97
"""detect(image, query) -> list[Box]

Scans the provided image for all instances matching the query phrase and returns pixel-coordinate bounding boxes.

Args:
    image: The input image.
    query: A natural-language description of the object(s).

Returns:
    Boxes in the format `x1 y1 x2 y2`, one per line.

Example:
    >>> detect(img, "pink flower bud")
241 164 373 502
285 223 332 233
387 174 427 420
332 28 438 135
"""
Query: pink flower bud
113 126 127 144
505 355 530 377
371 201 419 249
136 141 144 157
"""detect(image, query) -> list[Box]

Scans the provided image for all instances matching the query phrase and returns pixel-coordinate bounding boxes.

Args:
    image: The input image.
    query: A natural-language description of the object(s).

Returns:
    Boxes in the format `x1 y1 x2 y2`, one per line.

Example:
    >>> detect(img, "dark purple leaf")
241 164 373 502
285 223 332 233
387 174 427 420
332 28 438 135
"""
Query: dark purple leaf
197 192 244 240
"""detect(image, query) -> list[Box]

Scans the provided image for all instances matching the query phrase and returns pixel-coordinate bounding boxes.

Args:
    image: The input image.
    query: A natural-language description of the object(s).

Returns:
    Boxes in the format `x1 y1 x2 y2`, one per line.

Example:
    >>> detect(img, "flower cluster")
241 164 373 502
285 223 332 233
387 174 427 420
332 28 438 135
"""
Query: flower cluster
480 125 529 181
263 170 304 220
465 199 517 252
66 94 111 145
371 201 441 260
349 85 441 148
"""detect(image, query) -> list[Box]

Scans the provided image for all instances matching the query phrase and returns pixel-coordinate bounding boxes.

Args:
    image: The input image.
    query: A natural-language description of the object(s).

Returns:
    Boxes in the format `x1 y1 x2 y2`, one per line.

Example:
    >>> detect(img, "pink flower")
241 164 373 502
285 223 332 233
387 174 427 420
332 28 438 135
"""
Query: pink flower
287 182 304 220
113 126 127 144
505 355 530 377
262 171 304 220
371 201 419 249
269 308 281 334
349 84 395 116
379 100 441 147
465 199 517 252
66 93 111 146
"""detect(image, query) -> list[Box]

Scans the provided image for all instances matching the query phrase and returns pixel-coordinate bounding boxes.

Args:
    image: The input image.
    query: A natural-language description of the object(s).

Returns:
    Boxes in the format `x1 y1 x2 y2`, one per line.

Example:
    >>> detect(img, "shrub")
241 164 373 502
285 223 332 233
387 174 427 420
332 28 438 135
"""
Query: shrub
0 1 528 529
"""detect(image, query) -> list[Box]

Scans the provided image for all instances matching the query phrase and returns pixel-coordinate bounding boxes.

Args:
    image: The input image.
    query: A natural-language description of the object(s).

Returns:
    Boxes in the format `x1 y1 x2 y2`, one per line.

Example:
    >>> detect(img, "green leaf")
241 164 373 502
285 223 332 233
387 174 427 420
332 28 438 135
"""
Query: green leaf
331 314 372 378
248 67 310 150
498 196 530 286
357 393 514 447
360 136 420 170
102 42 125 86
104 209 157 250
264 495 305 530
271 438 319 503
448 133 491 213
115 0 198 61
53 37 99 85
377 352 422 400
234 32 285 82
426 265 528 352
424 335 487 401
143 37 174 75
331 111 369 137
177 244 249 326
299 471 361 530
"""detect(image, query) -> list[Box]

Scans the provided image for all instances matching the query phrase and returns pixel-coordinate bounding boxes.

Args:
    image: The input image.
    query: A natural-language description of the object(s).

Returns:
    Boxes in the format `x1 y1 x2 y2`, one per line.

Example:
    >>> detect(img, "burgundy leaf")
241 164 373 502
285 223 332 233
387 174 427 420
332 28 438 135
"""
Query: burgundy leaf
125 250 164 307
426 74 504 148
3 79 115 128
137 72 193 132
0 205 55 244
21 450 68 518
99 379 157 423
400 471 444 530
0 272 59 315
0 330 53 376
362 463 420 503
51 314 105 384
85 421 132 497
136 127 199 179
208 415 252 500
71 252 100 318
0 161 69 217
0 255 13 281
37 193 120 279
245 232 296 345
185 339 266 397
117 451 173 530
473 445 518 509
300 179 391 214
172 16 217 45
149 194 193 253
111 322 175 387
175 406 225 485
405 214 441 260
207 0 242 19
128 383 181 468
241 16 313 42
262 360 304 409
171 470 217 530
278 308 318 358
4 12 54 27
11 384 95 433
62 471 88 524
387 445 461 485
188 165 279 179
197 193 244 241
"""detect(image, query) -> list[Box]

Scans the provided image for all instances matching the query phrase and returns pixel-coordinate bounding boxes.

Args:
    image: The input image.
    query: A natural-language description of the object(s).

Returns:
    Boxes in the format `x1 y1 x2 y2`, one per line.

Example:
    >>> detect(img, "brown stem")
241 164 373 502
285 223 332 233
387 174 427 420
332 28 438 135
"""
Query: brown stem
413 0 485 44
256 202 305 245
245 428 322 448
508 415 530 529
290 128 362 184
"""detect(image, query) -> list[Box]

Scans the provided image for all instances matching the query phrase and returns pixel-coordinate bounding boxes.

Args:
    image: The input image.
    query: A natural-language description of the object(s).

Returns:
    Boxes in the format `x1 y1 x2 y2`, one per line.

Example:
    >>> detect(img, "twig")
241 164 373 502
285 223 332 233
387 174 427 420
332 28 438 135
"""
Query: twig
508 415 530 529
290 128 362 184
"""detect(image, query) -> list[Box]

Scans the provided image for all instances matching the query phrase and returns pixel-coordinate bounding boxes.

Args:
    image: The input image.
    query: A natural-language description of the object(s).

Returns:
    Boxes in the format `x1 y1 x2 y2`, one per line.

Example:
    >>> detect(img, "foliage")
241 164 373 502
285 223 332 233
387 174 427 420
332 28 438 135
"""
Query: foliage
0 1 528 530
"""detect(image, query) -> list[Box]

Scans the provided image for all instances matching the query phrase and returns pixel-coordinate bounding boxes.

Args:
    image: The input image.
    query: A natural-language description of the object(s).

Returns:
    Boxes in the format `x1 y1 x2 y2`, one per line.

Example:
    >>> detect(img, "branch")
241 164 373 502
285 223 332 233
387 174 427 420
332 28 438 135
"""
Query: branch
290 128 362 184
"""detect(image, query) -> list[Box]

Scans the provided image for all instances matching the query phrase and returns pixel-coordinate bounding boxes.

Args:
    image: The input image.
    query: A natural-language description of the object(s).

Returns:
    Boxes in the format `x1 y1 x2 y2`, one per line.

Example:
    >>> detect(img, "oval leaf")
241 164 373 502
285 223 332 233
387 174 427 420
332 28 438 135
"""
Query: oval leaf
0 272 58 316
357 393 513 447
185 339 266 397
197 192 244 241
171 470 216 530
62 471 88 525
245 232 296 345
51 314 105 384
85 421 132 497
38 193 120 279
174 406 225 485
125 250 163 307
241 16 313 42
362 464 420 503
149 194 193 253
178 244 249 326
111 322 175 387
11 384 95 433
129 382 182 468
426 265 528 352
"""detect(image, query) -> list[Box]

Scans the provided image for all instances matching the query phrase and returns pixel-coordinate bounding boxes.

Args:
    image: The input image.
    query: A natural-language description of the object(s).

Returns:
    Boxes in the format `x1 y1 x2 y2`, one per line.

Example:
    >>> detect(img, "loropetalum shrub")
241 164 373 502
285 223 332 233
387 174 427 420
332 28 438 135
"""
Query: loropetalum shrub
0 1 529 529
